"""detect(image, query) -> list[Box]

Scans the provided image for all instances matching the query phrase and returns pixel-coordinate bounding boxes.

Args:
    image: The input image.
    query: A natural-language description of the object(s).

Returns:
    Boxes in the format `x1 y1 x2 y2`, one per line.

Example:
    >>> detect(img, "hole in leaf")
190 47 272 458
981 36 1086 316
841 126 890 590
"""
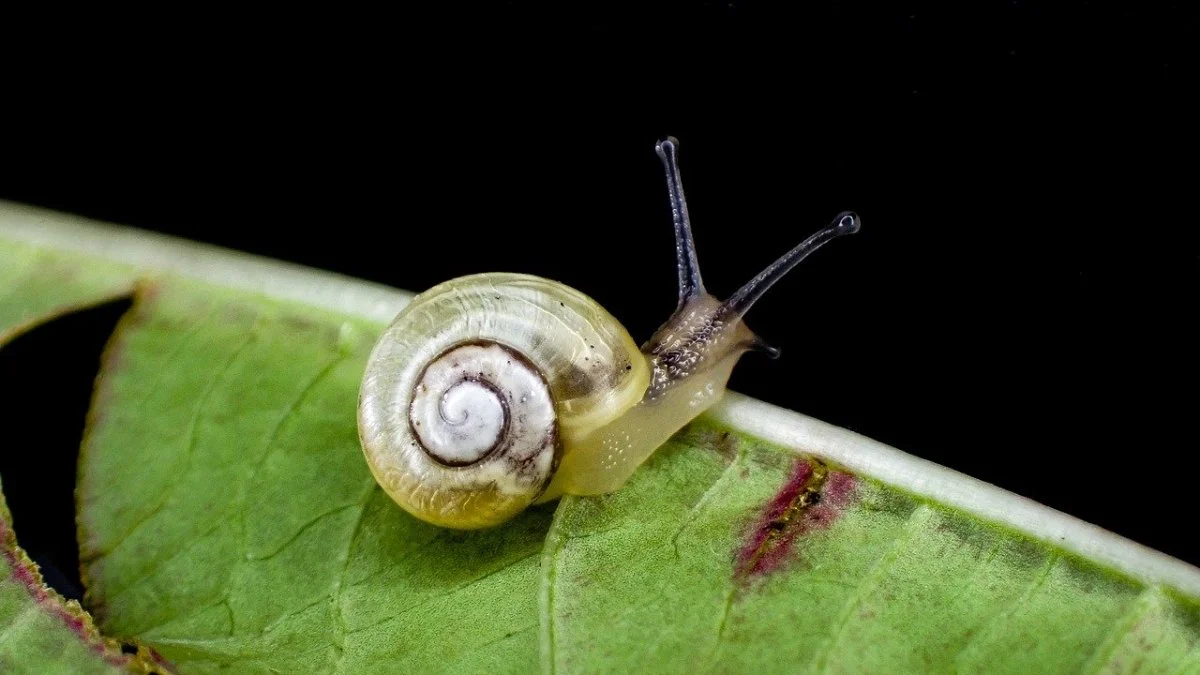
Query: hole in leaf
120 642 138 655
0 298 132 600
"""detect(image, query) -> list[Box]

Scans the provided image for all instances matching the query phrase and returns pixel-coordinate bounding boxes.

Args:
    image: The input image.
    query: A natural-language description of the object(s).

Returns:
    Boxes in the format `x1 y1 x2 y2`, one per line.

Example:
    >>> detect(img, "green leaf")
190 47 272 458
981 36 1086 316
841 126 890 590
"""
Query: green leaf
76 281 550 673
542 424 1200 673
0 477 166 673
0 238 133 343
0 235 167 674
2 202 1199 673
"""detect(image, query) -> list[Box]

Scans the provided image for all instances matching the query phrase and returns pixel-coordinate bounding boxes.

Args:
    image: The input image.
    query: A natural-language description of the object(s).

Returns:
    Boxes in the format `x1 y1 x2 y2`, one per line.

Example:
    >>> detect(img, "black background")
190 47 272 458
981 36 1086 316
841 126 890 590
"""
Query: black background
1 3 1197 597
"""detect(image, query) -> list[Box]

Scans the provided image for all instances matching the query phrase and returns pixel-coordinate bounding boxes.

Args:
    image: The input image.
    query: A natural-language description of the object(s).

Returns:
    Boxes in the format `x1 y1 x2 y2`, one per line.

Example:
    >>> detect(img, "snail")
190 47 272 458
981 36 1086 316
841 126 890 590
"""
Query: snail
357 137 859 529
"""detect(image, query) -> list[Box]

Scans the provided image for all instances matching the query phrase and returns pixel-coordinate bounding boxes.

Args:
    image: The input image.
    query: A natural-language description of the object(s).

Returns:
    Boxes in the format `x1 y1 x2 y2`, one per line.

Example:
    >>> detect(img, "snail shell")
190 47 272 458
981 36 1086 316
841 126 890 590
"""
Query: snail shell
357 273 650 529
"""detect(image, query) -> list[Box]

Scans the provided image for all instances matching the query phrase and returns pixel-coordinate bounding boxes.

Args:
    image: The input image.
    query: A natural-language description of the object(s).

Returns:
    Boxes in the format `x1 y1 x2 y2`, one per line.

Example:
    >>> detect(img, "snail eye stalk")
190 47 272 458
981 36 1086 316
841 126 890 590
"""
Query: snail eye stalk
655 136 705 305
719 211 860 321
655 136 860 322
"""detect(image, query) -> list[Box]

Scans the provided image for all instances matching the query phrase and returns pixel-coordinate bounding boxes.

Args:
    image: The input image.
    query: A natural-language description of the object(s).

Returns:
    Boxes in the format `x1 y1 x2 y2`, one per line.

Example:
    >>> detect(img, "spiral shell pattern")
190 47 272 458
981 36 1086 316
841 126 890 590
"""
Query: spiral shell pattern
358 273 650 529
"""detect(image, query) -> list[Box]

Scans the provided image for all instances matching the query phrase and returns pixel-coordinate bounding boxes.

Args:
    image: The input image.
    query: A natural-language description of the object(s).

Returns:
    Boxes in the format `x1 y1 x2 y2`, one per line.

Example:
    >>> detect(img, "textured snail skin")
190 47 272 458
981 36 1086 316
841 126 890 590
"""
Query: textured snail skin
357 272 651 529
538 294 756 500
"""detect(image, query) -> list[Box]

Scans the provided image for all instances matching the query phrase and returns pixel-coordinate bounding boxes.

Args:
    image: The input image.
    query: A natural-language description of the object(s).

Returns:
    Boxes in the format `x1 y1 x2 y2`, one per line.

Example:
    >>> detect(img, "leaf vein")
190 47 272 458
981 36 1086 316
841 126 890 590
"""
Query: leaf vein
80 302 222 563
1082 585 1163 675
955 549 1060 661
247 501 361 563
97 319 259 560
104 514 229 602
671 445 747 559
104 346 341 621
470 623 538 655
540 497 574 675
329 482 378 675
809 504 935 673
345 550 540 638
343 528 445 591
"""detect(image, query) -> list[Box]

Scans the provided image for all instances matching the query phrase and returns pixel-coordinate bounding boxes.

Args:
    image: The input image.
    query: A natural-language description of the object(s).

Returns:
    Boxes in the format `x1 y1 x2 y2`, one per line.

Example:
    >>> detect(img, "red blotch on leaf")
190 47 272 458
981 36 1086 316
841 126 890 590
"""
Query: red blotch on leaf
822 470 857 507
735 460 858 579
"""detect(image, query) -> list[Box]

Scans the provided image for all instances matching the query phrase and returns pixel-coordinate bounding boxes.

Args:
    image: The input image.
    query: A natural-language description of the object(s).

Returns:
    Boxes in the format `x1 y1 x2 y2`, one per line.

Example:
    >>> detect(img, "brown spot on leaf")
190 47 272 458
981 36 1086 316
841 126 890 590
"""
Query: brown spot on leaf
686 427 741 464
135 275 162 298
280 313 322 333
713 431 739 462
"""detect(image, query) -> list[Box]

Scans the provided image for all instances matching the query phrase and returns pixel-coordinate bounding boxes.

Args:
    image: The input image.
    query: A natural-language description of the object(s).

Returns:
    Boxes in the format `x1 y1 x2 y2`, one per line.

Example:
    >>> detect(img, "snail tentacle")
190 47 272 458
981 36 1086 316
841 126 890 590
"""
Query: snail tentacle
655 136 706 304
718 211 860 320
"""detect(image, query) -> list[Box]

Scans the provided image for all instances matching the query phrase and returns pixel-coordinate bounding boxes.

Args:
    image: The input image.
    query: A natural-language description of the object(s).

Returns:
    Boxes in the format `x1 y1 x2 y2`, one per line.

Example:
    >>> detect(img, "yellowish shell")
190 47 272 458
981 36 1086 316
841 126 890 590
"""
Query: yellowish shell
357 272 651 529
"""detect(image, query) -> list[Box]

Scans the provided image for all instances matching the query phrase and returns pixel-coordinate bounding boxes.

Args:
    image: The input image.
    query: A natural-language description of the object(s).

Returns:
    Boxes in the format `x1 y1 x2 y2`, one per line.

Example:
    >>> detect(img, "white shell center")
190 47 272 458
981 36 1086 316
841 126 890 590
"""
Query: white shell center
426 379 504 464
408 342 555 471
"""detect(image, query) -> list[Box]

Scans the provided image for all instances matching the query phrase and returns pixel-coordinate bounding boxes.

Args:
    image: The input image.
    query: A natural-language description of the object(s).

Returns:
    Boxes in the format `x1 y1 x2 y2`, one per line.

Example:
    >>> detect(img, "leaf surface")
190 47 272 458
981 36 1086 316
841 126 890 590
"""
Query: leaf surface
542 424 1200 673
0 239 168 674
75 282 550 673
1 473 166 673
2 204 1199 673
0 238 133 342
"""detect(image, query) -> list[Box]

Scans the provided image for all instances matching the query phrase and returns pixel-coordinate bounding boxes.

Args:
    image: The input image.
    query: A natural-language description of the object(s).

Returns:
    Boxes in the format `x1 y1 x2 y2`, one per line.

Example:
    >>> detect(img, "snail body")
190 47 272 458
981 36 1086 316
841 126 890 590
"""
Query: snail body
358 138 859 529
